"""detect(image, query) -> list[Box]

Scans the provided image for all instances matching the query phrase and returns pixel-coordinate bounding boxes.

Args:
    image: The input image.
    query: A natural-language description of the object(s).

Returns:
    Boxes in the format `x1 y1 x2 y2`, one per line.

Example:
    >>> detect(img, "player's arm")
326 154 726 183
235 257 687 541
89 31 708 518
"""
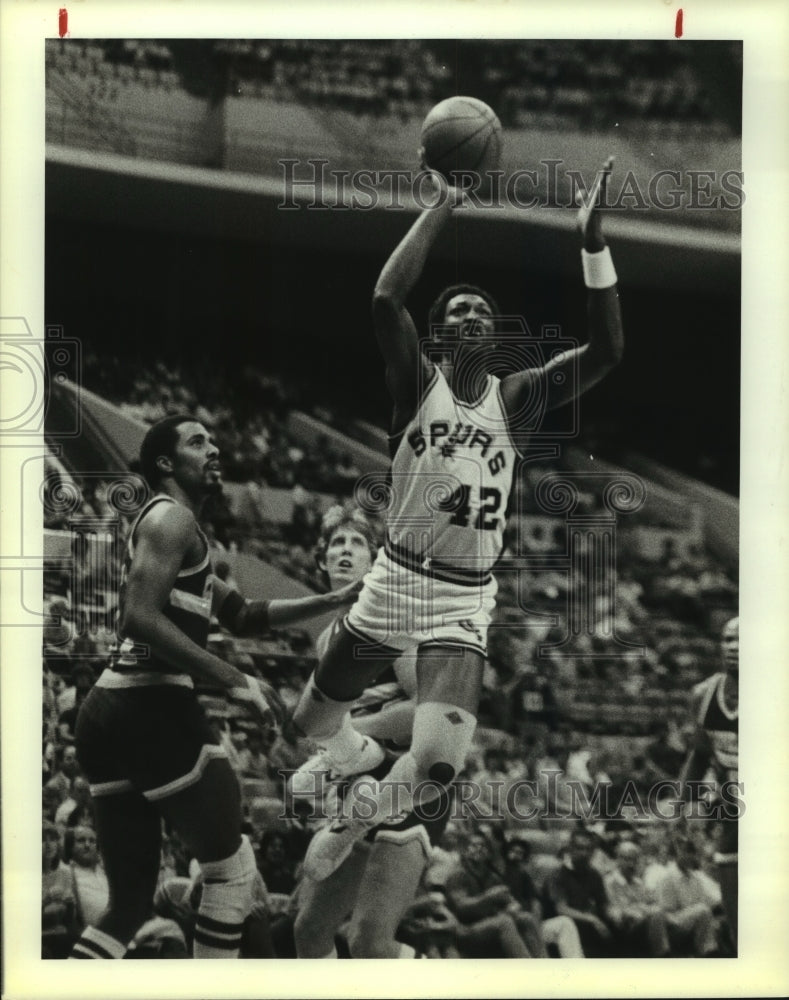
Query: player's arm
372 178 455 433
500 156 623 420
120 505 251 690
212 576 362 634
678 686 714 803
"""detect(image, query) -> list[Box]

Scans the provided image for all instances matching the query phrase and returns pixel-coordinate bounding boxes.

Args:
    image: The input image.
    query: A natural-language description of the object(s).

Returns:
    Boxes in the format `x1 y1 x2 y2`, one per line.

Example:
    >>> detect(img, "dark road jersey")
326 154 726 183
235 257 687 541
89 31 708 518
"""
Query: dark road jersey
110 495 213 680
695 672 738 782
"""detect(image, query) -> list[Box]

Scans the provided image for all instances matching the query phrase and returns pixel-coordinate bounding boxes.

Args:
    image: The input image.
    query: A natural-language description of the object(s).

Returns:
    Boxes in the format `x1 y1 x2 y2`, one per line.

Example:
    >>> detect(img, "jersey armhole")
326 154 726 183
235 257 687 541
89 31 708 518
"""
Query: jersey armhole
387 360 440 455
495 378 527 458
128 494 176 553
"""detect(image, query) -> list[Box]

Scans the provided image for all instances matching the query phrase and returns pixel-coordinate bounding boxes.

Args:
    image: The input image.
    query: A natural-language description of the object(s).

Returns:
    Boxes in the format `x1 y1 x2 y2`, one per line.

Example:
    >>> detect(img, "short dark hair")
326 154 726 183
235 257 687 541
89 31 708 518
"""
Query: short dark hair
139 415 196 489
427 284 500 338
570 826 596 847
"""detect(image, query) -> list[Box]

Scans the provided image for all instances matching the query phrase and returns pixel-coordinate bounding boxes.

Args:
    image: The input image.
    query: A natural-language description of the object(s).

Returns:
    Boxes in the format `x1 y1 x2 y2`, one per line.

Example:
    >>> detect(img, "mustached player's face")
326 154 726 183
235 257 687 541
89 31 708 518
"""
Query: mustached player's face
170 422 222 494
443 293 495 343
721 617 739 673
325 527 373 590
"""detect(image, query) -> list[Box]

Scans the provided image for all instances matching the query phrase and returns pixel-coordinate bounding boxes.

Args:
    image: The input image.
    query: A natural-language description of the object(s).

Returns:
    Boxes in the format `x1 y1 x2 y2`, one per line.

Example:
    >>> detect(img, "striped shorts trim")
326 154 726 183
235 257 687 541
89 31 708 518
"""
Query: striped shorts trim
90 777 135 798
144 743 228 802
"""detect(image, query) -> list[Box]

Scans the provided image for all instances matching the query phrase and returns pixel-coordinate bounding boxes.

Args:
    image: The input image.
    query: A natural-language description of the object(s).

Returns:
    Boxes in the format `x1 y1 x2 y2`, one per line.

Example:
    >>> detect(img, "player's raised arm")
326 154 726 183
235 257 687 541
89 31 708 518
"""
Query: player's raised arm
372 176 456 433
500 156 624 420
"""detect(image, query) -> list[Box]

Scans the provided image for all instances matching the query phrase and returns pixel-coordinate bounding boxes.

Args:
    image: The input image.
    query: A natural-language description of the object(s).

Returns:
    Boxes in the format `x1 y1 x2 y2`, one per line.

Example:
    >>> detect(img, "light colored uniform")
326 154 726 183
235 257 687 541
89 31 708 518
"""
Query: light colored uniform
347 367 519 655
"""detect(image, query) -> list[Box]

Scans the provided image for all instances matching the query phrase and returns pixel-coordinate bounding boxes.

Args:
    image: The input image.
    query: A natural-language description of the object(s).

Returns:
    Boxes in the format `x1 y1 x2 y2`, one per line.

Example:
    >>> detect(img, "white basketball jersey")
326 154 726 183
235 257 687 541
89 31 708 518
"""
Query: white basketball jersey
386 366 518 581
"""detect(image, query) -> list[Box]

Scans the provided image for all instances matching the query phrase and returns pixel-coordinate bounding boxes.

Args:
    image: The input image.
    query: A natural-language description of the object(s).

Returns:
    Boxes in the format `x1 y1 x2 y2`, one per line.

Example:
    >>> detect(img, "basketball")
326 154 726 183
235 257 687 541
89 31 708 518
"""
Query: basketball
420 96 503 186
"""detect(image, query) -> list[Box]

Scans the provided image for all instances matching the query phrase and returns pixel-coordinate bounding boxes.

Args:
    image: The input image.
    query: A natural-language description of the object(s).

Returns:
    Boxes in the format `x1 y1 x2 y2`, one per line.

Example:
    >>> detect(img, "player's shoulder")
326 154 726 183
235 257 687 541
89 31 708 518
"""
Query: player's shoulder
689 672 723 714
137 496 198 544
691 672 723 699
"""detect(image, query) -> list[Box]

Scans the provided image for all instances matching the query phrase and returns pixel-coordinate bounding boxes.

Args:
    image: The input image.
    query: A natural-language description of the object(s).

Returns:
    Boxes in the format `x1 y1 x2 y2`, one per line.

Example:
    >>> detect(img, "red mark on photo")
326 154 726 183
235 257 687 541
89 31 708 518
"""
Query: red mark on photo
59 8 68 38
675 9 684 38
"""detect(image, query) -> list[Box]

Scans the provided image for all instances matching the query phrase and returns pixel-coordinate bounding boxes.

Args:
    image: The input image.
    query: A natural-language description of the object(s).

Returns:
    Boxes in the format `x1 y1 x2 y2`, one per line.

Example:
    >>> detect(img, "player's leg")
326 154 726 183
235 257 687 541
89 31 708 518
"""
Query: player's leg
303 644 482 881
347 835 427 958
294 844 370 957
70 791 162 959
717 860 737 947
156 756 255 958
372 644 484 813
290 621 399 793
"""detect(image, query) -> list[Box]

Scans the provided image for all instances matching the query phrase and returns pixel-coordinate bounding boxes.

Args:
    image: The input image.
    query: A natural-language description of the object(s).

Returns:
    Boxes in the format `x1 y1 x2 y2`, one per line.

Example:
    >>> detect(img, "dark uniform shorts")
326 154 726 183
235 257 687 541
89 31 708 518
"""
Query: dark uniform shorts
75 681 227 802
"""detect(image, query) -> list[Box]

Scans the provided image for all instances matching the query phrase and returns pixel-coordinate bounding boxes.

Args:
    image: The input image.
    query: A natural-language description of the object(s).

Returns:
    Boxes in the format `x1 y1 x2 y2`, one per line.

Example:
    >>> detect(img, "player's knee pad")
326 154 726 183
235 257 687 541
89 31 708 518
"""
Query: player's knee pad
195 835 256 954
409 701 477 787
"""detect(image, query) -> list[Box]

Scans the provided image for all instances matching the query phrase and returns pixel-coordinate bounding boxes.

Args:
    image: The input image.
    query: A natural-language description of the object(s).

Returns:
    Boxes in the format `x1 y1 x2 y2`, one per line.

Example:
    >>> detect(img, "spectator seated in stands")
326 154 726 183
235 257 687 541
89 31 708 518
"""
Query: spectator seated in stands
541 826 613 957
54 774 96 832
654 835 722 957
603 839 671 957
42 821 78 958
57 662 96 744
397 887 462 958
64 825 109 934
442 828 545 958
502 837 584 957
45 743 82 802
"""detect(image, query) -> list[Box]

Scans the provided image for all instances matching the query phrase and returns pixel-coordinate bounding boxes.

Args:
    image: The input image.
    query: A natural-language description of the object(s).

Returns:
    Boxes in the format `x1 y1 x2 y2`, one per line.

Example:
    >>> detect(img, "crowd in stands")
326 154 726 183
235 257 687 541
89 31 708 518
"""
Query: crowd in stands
47 38 740 136
41 357 737 957
43 656 734 958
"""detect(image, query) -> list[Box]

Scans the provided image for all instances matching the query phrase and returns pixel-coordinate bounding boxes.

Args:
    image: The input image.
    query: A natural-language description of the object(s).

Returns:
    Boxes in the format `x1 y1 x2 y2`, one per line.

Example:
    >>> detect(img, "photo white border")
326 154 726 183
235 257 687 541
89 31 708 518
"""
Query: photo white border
2 0 788 997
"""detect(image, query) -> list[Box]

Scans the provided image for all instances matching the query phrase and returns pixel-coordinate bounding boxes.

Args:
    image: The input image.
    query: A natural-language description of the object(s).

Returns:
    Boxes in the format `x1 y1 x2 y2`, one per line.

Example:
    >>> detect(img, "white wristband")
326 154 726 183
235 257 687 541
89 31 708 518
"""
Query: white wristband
581 247 618 289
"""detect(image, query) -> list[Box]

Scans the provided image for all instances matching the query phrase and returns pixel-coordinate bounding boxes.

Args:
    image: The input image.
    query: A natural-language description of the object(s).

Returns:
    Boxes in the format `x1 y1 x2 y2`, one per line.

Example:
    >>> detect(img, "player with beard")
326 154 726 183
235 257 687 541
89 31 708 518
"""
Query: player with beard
70 416 358 960
679 616 739 946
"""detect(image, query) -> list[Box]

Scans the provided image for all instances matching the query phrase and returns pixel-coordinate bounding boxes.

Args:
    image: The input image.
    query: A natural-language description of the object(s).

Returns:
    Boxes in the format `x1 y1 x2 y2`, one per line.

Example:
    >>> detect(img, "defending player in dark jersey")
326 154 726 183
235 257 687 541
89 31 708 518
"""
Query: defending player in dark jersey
294 158 624 882
679 615 739 945
70 415 358 960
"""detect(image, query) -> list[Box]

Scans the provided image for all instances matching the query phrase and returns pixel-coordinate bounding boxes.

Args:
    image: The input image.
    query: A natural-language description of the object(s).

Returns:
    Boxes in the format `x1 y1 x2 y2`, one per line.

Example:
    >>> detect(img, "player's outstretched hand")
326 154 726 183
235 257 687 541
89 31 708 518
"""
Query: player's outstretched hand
325 577 365 608
229 673 286 728
577 155 614 252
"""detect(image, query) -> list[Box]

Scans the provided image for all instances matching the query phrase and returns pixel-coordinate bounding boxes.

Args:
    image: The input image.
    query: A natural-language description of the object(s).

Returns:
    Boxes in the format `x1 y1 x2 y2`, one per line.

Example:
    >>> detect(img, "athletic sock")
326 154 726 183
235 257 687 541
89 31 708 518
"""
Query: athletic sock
70 926 127 959
317 712 366 761
193 836 256 958
292 674 355 742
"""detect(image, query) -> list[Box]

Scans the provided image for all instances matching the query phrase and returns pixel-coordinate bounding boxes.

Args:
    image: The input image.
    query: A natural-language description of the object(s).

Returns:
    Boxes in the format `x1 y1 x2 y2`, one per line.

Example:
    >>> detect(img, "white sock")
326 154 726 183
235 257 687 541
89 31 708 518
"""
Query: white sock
70 926 127 960
319 712 366 761
294 675 355 742
193 836 256 958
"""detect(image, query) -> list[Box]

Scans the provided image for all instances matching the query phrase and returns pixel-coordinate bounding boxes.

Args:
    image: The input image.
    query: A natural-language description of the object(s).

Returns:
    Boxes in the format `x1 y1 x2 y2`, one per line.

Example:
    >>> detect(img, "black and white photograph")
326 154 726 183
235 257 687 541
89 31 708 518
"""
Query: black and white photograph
2 2 788 998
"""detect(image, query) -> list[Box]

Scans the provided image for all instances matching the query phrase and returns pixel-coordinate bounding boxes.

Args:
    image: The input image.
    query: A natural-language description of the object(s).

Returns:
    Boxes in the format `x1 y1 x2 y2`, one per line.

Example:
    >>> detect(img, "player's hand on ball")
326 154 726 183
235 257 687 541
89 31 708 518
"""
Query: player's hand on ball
577 155 614 252
418 154 470 210
229 673 286 728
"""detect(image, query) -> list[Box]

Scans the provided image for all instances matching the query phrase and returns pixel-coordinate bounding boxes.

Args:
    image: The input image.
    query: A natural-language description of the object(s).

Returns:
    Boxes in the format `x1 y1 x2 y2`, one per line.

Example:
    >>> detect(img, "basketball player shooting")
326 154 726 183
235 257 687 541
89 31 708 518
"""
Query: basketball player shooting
293 155 624 881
